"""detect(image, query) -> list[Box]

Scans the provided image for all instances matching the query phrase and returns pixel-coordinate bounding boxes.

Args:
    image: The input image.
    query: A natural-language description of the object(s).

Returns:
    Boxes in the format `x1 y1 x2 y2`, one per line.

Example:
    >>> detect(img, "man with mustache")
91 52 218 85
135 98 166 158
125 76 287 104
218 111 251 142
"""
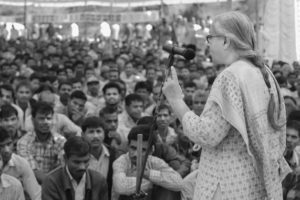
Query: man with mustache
0 126 41 200
0 105 25 152
17 102 66 184
81 116 116 200
42 136 108 200
156 104 177 146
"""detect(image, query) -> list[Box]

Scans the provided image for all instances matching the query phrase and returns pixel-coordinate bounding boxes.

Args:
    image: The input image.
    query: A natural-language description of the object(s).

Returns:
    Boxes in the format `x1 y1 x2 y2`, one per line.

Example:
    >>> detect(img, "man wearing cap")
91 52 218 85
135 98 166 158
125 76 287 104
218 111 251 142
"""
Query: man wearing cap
86 76 104 109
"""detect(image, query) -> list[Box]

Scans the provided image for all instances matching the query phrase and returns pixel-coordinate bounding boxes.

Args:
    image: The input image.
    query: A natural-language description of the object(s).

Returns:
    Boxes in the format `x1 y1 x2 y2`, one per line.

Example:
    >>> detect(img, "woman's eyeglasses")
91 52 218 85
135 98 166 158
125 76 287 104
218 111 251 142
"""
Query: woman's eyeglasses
206 35 226 43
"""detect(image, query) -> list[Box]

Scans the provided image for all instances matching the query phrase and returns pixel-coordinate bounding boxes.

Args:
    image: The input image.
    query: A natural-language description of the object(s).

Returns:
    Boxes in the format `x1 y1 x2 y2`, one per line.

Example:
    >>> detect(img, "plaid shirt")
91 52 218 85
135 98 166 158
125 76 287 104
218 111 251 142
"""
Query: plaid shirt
17 131 66 173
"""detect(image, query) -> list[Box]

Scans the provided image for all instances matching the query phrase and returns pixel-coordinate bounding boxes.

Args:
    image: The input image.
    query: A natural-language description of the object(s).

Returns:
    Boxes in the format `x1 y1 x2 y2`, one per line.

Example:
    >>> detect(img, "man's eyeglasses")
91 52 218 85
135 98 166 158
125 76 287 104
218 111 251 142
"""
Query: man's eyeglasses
206 35 226 43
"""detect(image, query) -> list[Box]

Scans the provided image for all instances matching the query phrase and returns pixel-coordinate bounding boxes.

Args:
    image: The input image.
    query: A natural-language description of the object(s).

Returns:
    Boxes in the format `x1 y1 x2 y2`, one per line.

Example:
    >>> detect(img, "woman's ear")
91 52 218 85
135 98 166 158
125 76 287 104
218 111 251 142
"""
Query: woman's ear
223 37 230 49
150 145 155 154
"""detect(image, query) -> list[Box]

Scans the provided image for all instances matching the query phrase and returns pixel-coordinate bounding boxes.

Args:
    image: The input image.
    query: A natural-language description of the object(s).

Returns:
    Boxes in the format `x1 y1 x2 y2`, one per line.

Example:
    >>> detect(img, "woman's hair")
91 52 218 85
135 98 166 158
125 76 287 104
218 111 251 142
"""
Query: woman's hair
212 11 284 130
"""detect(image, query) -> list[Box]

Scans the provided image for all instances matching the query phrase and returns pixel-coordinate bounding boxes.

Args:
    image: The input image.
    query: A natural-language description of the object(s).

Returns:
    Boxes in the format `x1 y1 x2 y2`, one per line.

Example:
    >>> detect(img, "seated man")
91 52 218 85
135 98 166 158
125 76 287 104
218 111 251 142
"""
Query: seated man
26 90 82 138
100 106 124 156
17 102 66 184
155 104 178 146
0 151 25 200
0 127 41 200
42 136 108 200
81 116 116 199
0 84 24 130
57 90 93 126
100 82 123 113
118 94 144 144
112 125 183 200
282 120 300 199
0 105 26 152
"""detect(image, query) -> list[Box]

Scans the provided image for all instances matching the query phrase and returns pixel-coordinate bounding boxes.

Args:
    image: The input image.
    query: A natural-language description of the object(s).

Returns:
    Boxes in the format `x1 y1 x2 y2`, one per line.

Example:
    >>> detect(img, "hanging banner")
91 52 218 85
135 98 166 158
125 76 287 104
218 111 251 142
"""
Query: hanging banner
30 11 159 24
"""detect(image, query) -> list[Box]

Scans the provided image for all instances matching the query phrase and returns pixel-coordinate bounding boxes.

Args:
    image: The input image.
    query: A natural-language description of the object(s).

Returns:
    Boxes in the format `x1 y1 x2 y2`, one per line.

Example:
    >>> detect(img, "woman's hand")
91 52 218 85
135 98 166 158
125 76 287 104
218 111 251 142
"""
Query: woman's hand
162 66 184 101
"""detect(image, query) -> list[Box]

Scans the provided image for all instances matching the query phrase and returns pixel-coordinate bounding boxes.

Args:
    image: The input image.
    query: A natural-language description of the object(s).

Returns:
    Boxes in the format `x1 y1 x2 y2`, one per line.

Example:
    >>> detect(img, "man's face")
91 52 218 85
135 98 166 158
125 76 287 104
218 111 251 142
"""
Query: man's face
83 127 105 148
72 82 83 91
33 112 53 135
152 86 160 103
0 138 13 165
30 79 40 93
128 140 148 166
286 128 300 151
68 98 86 113
126 101 143 121
103 113 118 131
16 86 32 104
146 69 156 82
192 95 207 116
185 87 196 98
1 114 18 136
0 89 13 104
87 82 99 96
156 109 170 128
104 88 120 105
85 70 94 80
59 84 72 97
135 89 150 101
66 154 90 181
109 71 119 81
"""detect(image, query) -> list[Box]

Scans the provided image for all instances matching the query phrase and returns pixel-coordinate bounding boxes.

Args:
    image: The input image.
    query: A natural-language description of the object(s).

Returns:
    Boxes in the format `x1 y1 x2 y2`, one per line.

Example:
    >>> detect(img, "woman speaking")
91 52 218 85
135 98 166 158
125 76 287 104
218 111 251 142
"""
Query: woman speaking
163 11 290 200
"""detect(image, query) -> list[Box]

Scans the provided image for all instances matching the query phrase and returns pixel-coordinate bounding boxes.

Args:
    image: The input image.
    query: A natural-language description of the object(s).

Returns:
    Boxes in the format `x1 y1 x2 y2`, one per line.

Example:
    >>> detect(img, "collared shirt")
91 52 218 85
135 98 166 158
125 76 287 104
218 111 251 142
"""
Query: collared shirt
0 173 25 200
17 131 66 173
3 153 41 200
88 144 110 179
66 166 86 200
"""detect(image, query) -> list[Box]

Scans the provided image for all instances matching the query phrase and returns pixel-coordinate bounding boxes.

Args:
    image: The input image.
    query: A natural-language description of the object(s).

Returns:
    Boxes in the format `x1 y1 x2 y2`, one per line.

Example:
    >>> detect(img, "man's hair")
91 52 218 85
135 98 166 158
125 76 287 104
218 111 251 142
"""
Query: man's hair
287 120 300 137
58 80 72 91
134 81 152 93
0 104 18 119
127 125 153 146
16 80 32 92
0 84 15 100
71 78 82 85
35 83 55 94
64 136 90 159
102 82 121 94
32 101 54 118
137 116 155 126
81 116 106 133
99 106 118 118
125 94 144 106
29 73 41 81
156 104 171 115
184 81 197 89
0 126 10 143
70 90 87 101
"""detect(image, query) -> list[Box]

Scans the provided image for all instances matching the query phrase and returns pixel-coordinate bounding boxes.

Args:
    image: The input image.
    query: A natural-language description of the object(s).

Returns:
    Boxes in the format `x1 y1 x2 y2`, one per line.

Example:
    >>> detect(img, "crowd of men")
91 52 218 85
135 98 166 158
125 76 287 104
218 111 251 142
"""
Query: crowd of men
0 28 300 200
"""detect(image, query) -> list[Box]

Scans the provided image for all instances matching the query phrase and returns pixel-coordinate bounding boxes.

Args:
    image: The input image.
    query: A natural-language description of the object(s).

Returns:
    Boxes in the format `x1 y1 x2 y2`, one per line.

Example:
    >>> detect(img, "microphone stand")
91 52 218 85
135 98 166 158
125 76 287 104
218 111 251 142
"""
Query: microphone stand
133 50 175 200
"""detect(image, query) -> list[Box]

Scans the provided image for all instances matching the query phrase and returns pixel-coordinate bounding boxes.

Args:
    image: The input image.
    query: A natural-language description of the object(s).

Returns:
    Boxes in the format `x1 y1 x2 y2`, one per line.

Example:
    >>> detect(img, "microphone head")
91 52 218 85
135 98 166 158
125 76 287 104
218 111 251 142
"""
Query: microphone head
183 48 196 60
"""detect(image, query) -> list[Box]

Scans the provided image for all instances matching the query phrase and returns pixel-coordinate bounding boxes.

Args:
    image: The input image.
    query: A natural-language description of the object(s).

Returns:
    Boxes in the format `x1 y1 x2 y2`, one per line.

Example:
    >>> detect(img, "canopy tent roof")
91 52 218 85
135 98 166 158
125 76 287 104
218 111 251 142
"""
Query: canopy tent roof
0 0 238 7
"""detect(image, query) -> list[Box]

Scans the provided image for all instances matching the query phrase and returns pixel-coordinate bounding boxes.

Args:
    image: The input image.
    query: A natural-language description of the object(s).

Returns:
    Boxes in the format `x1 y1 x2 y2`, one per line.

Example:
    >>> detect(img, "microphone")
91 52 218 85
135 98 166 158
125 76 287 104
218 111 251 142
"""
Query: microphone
162 44 195 60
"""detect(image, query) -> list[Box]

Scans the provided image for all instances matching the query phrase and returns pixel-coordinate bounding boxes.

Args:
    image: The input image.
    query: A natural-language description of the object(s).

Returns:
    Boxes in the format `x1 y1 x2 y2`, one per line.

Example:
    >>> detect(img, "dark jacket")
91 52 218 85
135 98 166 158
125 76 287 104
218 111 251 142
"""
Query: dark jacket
42 166 108 200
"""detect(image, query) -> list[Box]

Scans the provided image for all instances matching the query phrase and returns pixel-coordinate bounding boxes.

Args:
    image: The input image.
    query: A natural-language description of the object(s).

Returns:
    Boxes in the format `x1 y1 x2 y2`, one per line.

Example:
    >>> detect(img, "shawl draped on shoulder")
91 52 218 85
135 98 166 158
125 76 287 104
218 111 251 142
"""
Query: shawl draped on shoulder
208 59 291 200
